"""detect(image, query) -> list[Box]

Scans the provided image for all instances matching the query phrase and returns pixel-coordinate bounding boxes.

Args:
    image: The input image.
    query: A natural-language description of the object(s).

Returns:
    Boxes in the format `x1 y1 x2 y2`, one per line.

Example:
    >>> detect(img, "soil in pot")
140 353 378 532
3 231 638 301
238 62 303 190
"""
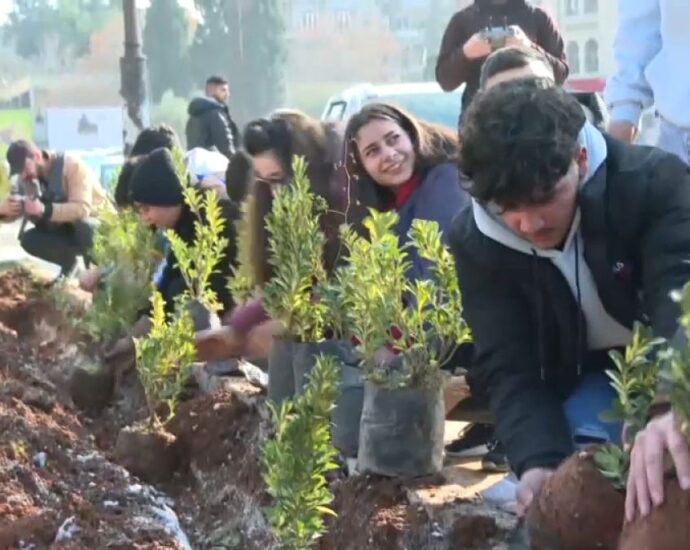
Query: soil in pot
69 362 115 412
618 477 690 550
526 448 624 550
358 382 445 477
114 423 181 483
267 336 294 404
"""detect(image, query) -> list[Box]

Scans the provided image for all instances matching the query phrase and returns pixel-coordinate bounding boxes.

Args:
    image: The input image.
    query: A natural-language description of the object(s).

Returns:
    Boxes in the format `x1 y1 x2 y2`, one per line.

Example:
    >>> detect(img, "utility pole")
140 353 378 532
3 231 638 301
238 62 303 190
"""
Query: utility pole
120 0 147 154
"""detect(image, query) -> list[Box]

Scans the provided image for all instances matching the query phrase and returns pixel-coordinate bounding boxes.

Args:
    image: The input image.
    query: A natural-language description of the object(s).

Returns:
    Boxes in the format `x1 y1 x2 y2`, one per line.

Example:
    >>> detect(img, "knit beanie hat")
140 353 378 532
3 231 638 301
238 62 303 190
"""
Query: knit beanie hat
128 148 184 206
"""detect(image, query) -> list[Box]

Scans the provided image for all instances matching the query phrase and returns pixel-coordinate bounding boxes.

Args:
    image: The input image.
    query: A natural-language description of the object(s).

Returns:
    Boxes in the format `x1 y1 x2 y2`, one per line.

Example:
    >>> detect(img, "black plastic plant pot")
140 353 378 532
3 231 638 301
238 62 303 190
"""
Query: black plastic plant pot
292 340 364 457
267 336 295 404
357 381 445 477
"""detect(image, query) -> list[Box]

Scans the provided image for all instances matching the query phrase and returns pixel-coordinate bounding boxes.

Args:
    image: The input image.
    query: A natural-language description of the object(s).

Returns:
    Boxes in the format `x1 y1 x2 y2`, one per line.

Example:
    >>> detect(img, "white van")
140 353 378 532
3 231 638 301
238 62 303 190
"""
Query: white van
321 82 465 130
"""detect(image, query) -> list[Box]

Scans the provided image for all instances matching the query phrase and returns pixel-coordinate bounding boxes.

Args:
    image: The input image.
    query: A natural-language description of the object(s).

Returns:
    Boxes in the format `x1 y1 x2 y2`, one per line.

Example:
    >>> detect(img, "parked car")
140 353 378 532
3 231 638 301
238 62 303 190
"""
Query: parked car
321 82 465 130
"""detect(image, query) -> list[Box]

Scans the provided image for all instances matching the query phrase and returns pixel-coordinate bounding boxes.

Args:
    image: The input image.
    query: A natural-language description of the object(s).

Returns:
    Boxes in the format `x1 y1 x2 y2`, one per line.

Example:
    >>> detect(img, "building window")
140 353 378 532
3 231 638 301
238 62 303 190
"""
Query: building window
584 0 598 13
585 39 599 73
566 0 579 15
567 41 580 74
336 10 351 31
302 11 318 30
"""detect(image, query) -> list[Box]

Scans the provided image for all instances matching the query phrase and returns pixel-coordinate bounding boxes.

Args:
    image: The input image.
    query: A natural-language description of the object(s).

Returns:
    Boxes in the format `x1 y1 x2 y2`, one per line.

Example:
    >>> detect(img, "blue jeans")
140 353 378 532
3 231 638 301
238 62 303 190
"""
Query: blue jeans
563 372 622 445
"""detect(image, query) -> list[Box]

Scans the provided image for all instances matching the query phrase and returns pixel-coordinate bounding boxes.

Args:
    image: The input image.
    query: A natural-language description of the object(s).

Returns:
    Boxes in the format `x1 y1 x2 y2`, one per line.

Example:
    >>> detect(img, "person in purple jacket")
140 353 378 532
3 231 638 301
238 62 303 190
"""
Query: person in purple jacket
343 103 469 282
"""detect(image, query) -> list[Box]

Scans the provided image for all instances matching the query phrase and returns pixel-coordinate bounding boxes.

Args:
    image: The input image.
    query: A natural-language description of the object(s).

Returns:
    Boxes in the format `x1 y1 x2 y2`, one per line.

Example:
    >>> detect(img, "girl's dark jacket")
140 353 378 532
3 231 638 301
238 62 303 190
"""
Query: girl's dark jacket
448 136 690 477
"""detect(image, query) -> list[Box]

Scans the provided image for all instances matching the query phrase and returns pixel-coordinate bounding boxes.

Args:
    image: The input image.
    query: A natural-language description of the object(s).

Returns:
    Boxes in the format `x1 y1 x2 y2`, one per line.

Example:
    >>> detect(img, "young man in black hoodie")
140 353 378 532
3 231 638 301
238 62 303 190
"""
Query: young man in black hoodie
435 0 568 112
450 80 690 517
186 75 240 159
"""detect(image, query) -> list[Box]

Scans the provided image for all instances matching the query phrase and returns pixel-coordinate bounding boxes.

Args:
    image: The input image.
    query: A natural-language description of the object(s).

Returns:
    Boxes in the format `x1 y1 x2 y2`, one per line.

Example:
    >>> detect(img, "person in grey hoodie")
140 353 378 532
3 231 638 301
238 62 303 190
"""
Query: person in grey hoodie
344 102 468 283
186 75 240 159
605 0 690 164
450 79 690 518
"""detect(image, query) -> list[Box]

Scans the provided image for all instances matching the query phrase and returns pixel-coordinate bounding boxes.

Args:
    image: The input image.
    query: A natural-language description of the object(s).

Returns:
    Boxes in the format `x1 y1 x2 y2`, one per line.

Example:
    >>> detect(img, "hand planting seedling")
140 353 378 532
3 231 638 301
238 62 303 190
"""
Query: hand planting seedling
115 151 229 483
263 354 340 550
618 283 690 550
526 323 663 550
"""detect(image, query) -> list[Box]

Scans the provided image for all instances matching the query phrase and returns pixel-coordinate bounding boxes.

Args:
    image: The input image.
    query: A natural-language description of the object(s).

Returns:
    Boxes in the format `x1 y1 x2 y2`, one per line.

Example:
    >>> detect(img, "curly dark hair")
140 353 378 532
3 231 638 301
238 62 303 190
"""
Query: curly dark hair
130 124 180 157
459 79 585 208
344 102 459 213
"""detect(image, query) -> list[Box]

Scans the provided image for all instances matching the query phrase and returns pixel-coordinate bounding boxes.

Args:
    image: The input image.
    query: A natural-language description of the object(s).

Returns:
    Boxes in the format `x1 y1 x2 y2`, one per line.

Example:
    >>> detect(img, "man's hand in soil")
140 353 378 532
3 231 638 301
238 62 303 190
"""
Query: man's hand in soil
517 467 553 516
607 120 638 143
462 32 492 59
505 26 532 49
626 411 690 522
0 196 23 218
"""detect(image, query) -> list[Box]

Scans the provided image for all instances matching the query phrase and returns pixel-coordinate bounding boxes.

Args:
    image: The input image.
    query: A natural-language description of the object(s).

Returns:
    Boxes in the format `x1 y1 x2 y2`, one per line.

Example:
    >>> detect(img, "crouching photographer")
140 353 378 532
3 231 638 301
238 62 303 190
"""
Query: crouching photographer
0 140 110 279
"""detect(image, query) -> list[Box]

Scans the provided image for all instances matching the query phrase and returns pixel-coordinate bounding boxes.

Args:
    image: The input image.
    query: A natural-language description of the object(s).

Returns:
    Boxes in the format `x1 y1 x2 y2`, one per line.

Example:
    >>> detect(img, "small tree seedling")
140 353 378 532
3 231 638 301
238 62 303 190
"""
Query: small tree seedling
338 209 472 389
595 323 664 487
262 156 328 342
263 354 340 549
134 289 196 427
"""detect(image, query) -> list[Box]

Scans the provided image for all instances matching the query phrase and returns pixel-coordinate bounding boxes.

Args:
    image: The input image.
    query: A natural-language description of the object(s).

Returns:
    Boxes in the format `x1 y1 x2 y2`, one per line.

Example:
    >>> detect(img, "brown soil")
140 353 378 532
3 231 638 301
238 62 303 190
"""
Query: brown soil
619 477 690 550
69 363 115 412
0 267 516 549
527 448 624 550
449 514 499 549
114 424 181 483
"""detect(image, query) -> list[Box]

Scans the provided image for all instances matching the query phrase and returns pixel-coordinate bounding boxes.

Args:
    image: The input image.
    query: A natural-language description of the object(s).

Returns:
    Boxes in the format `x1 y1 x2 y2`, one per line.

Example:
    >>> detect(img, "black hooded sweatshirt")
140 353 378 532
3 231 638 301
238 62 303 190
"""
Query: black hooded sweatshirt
186 97 240 159
435 0 569 111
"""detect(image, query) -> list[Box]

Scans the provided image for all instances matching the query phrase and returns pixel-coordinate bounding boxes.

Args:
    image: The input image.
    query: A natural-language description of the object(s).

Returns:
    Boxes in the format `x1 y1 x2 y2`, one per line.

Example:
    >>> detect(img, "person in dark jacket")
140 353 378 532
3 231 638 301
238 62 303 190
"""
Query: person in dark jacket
186 75 240 159
343 103 468 283
435 0 568 113
449 80 690 517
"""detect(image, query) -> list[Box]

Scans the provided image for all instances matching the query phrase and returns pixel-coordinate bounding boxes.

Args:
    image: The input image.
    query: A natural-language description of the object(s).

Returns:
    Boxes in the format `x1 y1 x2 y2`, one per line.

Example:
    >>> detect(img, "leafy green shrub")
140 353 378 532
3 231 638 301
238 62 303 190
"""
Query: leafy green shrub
134 290 196 427
166 147 228 313
263 354 340 549
338 209 471 389
262 156 328 342
595 323 664 488
79 207 160 342
664 283 690 439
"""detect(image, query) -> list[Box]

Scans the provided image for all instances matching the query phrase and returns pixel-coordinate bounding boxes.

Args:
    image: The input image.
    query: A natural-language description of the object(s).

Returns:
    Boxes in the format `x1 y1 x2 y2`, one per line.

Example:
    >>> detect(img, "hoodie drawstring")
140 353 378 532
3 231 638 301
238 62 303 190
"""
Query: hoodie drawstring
574 234 584 378
531 250 546 381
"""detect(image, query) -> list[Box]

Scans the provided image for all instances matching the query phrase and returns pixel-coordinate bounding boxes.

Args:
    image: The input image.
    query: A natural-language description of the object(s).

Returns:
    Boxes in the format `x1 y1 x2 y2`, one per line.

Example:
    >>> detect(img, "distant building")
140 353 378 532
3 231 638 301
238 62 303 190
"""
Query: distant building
540 0 616 93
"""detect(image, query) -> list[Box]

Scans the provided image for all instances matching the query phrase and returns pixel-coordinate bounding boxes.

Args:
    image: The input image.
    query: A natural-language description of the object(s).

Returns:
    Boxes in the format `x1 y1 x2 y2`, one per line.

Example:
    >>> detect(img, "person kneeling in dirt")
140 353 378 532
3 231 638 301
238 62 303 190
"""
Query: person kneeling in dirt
0 140 110 279
448 80 690 516
106 147 239 359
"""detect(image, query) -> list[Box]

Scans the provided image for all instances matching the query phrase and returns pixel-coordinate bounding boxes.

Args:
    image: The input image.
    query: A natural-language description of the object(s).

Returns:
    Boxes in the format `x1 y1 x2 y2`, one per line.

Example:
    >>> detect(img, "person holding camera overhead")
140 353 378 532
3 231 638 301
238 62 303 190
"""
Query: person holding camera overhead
435 0 569 113
0 139 110 279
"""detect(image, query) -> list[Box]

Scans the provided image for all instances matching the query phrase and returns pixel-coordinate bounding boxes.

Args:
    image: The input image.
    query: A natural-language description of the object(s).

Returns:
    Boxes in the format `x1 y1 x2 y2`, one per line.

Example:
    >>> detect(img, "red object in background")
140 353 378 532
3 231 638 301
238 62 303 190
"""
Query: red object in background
565 78 606 93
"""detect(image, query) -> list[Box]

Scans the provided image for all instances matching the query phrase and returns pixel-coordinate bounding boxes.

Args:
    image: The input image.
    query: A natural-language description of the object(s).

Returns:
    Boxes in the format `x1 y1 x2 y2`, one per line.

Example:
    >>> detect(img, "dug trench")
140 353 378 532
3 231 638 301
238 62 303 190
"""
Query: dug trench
0 268 518 549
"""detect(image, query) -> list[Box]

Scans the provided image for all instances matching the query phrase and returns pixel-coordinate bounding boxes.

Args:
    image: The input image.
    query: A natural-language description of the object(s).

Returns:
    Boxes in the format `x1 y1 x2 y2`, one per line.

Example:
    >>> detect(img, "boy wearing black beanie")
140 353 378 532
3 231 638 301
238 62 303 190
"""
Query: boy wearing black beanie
127 147 239 315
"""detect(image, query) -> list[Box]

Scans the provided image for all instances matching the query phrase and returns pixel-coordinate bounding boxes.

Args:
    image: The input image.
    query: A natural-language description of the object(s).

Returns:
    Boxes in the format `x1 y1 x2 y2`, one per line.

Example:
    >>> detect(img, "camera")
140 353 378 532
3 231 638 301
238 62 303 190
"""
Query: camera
481 24 519 50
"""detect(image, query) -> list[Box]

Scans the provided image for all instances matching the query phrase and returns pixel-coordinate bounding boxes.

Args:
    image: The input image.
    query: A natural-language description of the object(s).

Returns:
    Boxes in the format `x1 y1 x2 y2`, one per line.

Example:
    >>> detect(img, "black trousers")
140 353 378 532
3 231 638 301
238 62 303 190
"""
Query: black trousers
20 219 97 275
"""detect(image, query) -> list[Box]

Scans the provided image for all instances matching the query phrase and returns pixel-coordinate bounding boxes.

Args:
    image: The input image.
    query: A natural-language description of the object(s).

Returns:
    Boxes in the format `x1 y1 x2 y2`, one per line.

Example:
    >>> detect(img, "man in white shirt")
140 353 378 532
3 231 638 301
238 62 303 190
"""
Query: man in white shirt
605 0 690 164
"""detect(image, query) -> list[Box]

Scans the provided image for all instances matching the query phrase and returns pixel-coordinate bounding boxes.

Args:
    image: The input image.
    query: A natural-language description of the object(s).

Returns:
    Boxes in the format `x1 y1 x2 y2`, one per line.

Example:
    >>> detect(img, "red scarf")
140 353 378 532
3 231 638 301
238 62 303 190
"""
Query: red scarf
388 173 421 211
